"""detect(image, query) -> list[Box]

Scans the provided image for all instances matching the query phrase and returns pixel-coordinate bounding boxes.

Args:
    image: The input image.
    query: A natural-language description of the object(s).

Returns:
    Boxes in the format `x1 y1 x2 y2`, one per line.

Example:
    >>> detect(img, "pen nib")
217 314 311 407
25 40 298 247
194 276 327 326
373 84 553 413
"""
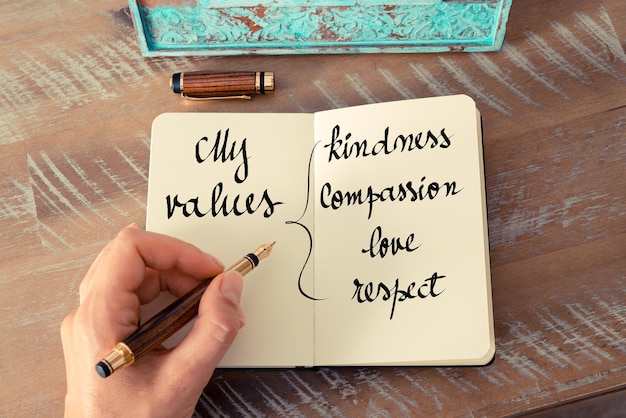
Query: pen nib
255 242 276 260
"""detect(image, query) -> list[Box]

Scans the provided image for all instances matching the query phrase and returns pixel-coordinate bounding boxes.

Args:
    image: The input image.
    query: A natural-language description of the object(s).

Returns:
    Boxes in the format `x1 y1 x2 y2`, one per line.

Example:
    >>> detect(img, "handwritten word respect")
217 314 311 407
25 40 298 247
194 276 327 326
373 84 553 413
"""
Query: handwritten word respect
352 273 445 320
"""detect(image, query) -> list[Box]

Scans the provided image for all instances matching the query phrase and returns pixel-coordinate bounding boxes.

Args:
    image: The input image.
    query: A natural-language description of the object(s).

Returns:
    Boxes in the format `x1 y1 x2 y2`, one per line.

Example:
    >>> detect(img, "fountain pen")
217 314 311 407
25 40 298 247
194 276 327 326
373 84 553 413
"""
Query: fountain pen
95 242 276 378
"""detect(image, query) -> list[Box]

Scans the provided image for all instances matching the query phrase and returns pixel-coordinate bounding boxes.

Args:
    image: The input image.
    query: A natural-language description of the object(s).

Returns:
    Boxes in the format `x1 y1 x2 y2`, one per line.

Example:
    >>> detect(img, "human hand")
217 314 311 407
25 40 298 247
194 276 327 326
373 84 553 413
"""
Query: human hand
61 225 245 417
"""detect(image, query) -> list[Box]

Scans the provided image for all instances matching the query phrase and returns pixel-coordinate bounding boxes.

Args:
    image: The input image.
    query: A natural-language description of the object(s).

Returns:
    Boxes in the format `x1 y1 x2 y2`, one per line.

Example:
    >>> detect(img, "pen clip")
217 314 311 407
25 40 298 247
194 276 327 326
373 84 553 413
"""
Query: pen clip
181 92 252 101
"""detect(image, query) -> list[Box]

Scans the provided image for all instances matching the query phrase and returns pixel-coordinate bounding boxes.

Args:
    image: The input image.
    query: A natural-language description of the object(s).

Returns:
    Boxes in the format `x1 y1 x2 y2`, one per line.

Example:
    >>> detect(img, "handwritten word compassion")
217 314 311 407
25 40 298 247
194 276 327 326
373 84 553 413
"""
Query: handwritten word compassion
320 176 461 219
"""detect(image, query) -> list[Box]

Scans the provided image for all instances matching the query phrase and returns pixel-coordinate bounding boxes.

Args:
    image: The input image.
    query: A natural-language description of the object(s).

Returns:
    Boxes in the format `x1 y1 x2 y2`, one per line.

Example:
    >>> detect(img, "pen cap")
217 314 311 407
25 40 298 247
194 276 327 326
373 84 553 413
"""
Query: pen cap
171 71 274 98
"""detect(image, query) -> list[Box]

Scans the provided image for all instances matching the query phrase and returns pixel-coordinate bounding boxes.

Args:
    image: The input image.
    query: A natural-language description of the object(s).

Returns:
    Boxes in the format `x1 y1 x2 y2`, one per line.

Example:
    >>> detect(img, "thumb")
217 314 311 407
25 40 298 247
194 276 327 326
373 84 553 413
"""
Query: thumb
165 271 245 380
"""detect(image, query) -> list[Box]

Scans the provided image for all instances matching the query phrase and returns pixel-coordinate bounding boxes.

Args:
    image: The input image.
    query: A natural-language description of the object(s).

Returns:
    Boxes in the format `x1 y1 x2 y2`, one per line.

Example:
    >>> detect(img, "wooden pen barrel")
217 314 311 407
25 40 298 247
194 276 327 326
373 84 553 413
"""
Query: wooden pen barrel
172 71 274 98
124 278 212 360
122 252 259 361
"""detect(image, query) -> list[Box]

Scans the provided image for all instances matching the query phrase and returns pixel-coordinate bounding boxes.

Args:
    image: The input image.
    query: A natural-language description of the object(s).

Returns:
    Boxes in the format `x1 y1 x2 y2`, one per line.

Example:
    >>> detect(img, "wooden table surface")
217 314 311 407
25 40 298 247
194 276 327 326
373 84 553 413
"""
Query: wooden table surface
2 0 624 416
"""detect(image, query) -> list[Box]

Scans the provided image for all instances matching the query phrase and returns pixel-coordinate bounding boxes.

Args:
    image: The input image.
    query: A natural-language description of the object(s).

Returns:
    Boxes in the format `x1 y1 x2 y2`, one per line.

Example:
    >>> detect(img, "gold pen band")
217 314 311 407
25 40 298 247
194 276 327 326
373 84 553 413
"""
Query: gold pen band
95 342 134 378
171 71 275 100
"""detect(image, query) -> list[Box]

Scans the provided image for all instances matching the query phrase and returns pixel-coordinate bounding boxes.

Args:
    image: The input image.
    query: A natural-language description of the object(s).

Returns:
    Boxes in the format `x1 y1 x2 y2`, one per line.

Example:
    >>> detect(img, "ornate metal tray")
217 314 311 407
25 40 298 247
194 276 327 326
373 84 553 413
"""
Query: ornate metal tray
128 0 513 56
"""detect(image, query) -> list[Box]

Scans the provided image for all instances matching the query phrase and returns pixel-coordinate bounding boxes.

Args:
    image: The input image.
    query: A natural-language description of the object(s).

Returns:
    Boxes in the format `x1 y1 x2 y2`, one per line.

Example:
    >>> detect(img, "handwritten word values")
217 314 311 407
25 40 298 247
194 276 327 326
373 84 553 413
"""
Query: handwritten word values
165 129 283 219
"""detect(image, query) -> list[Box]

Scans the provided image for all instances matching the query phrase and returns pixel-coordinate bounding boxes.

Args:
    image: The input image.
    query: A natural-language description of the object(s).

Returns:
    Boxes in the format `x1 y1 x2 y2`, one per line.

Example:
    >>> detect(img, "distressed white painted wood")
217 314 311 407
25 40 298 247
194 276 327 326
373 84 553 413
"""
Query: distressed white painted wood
1 0 624 416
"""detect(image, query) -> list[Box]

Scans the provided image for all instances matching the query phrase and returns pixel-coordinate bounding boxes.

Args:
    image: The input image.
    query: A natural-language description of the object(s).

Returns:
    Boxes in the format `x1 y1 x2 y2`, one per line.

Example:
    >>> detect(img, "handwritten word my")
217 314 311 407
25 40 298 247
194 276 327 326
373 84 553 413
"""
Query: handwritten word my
352 273 445 320
361 226 420 258
195 129 249 183
165 183 283 219
320 176 461 219
324 125 451 163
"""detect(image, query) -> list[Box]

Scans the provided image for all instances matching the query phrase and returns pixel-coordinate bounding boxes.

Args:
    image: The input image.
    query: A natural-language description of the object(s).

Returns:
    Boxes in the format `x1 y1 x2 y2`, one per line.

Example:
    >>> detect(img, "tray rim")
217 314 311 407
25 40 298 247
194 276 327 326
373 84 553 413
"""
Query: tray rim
128 0 513 56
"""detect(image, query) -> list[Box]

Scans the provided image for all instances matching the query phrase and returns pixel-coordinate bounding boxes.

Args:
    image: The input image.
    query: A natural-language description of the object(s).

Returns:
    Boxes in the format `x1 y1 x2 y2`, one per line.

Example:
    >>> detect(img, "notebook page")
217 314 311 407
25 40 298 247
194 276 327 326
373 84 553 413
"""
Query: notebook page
312 96 494 365
146 112 316 367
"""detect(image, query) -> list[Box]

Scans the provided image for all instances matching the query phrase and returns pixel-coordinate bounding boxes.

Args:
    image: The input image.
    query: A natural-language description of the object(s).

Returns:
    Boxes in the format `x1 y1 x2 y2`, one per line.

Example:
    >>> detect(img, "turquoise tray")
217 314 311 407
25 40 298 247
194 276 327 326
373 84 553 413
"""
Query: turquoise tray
128 0 513 56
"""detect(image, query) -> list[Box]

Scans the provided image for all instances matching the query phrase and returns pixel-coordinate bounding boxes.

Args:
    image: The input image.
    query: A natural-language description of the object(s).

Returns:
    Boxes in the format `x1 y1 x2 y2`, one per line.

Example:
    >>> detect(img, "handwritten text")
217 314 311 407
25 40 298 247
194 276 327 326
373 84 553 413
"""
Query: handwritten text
361 226 420 258
195 129 249 183
324 125 451 163
352 273 445 320
320 176 461 219
165 129 283 219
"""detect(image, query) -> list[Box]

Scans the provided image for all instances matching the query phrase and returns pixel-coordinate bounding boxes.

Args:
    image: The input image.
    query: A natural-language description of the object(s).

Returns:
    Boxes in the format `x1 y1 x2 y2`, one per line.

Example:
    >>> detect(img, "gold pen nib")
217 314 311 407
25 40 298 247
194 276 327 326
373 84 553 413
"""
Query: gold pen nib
255 242 276 261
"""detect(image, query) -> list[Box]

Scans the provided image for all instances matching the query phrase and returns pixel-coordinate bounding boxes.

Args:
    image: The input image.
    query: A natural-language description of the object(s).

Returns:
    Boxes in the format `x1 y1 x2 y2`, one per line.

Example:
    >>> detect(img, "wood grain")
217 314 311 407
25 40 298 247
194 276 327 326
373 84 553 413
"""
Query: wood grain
1 0 624 416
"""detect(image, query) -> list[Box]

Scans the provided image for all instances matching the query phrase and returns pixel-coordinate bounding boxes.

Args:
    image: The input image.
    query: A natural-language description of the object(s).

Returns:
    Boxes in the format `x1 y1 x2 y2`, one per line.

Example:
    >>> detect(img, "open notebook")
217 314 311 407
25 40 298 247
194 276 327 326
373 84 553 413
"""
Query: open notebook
145 95 494 367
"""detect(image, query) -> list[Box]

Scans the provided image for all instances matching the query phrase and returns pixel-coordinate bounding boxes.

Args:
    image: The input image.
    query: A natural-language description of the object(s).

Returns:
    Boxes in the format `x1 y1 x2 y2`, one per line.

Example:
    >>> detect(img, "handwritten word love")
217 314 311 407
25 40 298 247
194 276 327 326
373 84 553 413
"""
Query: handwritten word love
361 225 420 258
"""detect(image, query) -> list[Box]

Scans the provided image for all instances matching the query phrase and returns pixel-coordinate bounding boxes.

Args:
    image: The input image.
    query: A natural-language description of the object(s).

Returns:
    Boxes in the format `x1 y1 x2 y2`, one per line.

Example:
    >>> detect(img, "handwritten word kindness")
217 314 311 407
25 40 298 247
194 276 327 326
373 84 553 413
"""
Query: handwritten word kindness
324 124 451 162
165 129 283 219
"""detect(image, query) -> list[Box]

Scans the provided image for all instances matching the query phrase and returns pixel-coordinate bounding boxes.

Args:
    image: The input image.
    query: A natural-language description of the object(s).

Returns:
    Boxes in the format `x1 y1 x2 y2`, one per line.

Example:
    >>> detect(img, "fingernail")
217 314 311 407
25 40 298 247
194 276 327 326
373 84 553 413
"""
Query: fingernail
220 271 243 306
238 307 246 328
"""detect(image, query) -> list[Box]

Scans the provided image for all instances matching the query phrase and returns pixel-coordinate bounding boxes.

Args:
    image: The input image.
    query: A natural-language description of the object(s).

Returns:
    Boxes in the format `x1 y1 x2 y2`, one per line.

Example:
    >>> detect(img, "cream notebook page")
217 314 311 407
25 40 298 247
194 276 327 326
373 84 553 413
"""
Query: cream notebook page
147 112 316 367
312 95 493 365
